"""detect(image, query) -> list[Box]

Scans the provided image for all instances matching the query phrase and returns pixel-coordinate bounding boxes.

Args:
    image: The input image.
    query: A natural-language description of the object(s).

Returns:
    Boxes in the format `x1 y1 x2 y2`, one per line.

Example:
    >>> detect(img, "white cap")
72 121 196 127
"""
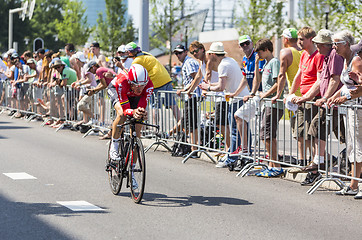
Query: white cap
117 45 126 53
75 52 87 63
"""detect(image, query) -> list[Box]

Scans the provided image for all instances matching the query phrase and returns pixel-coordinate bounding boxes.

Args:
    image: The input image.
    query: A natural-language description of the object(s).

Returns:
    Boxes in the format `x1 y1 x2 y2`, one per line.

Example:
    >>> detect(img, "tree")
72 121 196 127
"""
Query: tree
150 0 183 71
235 0 276 42
95 0 136 56
297 0 326 31
0 0 32 53
29 0 67 51
55 0 92 46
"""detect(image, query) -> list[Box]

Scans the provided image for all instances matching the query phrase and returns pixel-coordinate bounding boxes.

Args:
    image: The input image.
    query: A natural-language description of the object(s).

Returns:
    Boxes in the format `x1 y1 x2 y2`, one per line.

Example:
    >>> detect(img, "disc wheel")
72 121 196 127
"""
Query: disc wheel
128 137 146 203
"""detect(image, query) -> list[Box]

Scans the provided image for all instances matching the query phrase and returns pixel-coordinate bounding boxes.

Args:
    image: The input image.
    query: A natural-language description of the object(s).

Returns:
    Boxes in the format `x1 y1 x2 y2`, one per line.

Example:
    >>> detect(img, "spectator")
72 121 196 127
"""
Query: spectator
199 42 250 168
296 29 345 186
0 55 7 106
114 45 133 74
170 44 200 158
186 40 230 152
289 27 325 166
327 31 362 198
250 38 284 177
90 42 107 68
233 35 266 157
125 41 181 123
36 48 45 74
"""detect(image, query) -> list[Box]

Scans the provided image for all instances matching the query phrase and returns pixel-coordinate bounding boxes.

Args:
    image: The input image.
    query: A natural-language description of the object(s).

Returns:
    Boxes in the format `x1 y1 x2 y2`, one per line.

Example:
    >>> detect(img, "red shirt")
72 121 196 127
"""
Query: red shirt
299 50 324 95
96 67 115 86
112 71 154 115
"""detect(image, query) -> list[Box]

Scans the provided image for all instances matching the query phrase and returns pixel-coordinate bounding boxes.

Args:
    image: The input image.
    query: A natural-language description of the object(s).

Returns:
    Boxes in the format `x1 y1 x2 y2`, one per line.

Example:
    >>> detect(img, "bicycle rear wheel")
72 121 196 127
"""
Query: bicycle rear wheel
106 140 123 195
128 137 146 203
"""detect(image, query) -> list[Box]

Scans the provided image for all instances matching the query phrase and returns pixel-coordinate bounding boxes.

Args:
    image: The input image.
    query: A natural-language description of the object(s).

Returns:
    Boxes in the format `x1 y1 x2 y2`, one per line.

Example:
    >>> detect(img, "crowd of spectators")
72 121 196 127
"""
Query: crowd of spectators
1 26 362 199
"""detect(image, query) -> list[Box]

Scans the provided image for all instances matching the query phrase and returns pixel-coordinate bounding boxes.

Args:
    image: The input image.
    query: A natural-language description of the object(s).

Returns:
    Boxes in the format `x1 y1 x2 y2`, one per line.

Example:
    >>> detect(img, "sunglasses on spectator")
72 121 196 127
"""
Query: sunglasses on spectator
175 51 184 55
332 41 346 46
239 41 250 47
55 66 62 69
190 49 200 55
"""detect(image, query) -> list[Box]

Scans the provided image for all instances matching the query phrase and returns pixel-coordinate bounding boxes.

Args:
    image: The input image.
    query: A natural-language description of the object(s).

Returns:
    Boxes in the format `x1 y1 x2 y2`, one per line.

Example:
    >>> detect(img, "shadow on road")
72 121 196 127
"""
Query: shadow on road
0 125 31 130
117 192 253 207
0 194 108 239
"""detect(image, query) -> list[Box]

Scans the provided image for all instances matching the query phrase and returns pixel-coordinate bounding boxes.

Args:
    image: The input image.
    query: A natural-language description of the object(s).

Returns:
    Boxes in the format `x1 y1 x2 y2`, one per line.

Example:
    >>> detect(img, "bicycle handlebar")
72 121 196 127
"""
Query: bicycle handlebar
117 117 160 133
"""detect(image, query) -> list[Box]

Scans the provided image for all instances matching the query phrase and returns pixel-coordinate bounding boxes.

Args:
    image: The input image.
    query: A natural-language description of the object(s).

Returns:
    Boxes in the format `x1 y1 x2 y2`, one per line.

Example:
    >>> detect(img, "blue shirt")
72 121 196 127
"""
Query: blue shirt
242 50 266 91
182 55 200 98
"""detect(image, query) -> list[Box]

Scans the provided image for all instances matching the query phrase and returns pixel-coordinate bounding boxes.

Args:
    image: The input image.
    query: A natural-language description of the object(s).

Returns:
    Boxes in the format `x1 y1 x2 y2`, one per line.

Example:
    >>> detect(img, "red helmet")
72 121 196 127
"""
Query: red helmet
128 64 149 86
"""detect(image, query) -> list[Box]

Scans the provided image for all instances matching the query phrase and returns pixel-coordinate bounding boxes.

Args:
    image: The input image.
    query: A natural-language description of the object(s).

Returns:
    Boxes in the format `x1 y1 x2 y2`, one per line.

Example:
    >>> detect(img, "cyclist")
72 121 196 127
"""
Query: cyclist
108 64 154 161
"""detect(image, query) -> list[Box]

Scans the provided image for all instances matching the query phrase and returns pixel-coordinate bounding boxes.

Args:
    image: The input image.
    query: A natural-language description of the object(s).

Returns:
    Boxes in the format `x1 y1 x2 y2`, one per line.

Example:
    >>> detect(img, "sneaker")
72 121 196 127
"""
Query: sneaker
109 149 121 161
132 176 139 190
335 186 358 196
300 172 322 186
230 145 248 155
354 190 362 199
215 159 234 168
256 168 284 177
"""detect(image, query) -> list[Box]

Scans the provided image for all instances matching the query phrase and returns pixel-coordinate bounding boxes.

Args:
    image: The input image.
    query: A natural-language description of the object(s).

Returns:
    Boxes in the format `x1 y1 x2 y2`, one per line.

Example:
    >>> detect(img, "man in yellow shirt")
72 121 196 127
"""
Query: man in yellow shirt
125 42 181 122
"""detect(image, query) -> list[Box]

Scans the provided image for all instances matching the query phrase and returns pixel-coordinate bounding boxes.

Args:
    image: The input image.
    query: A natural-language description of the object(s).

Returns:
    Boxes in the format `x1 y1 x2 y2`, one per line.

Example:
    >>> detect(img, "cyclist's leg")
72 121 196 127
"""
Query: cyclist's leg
109 102 126 160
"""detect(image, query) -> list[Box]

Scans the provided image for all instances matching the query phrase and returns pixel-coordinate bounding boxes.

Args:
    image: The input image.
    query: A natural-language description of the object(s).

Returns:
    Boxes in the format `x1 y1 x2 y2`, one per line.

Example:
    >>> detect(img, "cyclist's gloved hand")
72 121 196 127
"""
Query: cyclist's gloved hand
134 107 147 120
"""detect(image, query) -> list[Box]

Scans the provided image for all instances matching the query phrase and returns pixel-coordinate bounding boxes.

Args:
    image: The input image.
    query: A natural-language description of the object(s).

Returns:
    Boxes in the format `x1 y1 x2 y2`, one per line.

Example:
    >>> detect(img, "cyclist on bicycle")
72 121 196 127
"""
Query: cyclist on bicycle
108 64 154 161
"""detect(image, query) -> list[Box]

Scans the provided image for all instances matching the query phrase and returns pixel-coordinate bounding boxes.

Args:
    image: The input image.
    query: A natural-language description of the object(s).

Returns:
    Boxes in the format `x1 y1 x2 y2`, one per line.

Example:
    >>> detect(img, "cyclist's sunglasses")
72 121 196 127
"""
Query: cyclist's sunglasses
190 48 200 55
239 41 250 47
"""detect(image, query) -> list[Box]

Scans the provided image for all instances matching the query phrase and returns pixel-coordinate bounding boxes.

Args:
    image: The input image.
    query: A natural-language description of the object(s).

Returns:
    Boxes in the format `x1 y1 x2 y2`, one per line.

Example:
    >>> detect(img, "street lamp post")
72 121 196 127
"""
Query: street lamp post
325 4 330 29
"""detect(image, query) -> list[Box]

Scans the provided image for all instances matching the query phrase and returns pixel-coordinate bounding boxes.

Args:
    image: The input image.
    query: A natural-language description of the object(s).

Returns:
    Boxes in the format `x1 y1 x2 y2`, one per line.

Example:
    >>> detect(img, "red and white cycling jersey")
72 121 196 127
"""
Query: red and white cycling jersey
110 71 154 116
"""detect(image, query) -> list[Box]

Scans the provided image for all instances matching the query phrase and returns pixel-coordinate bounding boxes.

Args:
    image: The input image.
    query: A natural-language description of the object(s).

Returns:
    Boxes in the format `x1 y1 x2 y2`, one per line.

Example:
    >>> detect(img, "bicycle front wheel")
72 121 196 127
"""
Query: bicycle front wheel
106 140 123 195
128 137 146 203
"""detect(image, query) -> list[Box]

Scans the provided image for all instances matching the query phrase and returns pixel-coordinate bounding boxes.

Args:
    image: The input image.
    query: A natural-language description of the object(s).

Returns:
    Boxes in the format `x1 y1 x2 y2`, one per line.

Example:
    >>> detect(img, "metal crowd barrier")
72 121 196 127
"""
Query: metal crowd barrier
2 82 361 196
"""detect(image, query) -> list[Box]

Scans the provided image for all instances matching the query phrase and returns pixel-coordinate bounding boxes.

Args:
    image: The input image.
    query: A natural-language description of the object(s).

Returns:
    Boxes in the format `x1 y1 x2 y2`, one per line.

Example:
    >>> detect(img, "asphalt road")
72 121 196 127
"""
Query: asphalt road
0 113 361 240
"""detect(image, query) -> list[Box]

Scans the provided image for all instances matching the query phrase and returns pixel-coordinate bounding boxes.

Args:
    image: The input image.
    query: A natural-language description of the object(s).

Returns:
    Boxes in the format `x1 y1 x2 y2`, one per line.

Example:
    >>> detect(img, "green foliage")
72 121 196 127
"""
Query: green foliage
55 0 92 46
235 0 282 42
95 0 136 56
297 0 326 31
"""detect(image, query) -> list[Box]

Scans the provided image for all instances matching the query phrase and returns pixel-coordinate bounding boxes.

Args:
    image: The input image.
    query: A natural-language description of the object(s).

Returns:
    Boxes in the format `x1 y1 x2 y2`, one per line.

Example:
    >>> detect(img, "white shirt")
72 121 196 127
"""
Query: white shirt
0 60 7 81
218 57 249 101
200 61 224 101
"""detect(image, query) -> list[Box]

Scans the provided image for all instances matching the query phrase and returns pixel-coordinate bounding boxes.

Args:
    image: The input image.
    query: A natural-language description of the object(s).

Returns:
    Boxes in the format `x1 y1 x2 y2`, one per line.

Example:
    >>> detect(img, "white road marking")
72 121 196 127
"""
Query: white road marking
57 201 103 211
3 172 37 180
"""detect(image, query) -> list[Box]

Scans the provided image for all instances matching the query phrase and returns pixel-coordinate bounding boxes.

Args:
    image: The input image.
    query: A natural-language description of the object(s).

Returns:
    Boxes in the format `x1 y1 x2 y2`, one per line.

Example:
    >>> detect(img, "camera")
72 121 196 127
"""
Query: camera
114 56 121 62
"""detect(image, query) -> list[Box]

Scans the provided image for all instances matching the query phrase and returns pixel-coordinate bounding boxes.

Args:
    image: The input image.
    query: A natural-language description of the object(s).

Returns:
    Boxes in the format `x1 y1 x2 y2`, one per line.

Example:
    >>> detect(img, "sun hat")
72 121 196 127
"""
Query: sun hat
238 35 252 44
51 59 65 68
281 28 298 39
312 29 333 44
351 40 362 53
206 42 227 54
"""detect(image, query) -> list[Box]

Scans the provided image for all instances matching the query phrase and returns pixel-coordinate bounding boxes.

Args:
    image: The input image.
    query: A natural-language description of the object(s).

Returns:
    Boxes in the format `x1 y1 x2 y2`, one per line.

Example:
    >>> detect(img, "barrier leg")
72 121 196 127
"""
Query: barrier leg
144 140 172 153
307 176 347 195
182 149 216 164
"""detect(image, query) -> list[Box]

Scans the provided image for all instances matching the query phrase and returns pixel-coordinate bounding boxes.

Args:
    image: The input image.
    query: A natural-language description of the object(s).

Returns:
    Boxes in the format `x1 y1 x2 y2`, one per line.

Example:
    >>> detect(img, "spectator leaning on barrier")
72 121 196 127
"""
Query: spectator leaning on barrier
0 55 7 106
289 27 325 167
326 32 362 198
199 42 250 168
186 40 231 151
125 41 181 123
233 35 266 157
170 44 200 158
36 48 45 74
296 29 346 186
251 38 284 178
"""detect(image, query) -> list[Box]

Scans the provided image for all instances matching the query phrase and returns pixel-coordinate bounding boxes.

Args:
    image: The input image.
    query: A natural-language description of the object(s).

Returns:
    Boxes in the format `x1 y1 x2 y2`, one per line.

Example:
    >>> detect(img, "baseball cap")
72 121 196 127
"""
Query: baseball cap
27 58 37 64
173 44 187 53
87 60 97 71
281 28 298 39
238 35 252 44
117 45 126 53
90 42 100 48
125 42 139 52
75 52 87 63
36 48 45 55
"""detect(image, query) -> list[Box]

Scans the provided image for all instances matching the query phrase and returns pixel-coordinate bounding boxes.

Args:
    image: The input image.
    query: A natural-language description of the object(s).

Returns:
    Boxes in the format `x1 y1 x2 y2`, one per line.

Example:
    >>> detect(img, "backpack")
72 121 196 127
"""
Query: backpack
171 132 191 157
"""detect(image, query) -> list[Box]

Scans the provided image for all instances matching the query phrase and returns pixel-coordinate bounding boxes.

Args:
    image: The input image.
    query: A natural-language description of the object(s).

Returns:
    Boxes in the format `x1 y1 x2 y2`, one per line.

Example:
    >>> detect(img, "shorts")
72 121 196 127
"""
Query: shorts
346 108 362 163
19 83 30 99
308 107 345 143
215 101 228 126
150 82 176 108
180 97 198 131
291 102 318 139
260 107 284 140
